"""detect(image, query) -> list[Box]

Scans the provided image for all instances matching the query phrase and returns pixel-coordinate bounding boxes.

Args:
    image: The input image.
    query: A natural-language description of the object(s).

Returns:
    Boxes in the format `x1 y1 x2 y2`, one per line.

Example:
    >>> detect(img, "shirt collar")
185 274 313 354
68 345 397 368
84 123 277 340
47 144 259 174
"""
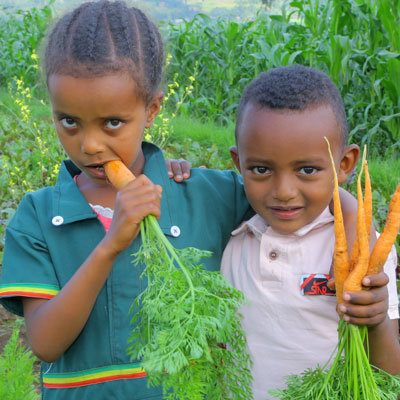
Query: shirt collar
232 207 334 240
51 142 175 235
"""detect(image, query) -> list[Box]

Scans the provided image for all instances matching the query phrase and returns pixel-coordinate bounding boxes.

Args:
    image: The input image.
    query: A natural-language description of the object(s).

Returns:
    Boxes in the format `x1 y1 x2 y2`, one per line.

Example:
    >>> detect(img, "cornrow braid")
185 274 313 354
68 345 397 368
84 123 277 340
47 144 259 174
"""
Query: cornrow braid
44 1 164 104
108 1 138 63
133 8 163 101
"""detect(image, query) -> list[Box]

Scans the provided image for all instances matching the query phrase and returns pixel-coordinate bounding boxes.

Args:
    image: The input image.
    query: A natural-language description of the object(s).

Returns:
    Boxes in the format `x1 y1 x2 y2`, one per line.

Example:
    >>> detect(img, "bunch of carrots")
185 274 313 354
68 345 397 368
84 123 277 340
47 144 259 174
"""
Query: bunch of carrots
271 140 400 399
104 160 253 400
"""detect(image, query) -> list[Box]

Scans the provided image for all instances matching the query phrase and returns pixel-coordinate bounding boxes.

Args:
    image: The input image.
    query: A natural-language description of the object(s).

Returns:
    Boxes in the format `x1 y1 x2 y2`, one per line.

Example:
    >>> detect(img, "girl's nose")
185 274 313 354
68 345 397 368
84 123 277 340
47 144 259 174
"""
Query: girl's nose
81 130 105 154
273 175 297 202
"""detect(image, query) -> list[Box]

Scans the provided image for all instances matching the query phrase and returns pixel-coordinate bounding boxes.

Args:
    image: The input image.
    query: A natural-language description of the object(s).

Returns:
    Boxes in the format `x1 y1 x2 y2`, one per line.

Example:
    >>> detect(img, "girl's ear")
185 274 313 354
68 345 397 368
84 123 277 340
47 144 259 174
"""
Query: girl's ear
145 91 164 128
338 144 360 184
230 146 241 173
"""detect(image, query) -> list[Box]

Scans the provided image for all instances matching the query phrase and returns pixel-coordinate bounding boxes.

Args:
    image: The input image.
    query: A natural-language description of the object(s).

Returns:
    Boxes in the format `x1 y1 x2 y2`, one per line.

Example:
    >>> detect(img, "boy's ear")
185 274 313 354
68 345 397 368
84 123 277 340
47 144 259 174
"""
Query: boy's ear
145 91 164 128
230 146 241 172
338 144 360 184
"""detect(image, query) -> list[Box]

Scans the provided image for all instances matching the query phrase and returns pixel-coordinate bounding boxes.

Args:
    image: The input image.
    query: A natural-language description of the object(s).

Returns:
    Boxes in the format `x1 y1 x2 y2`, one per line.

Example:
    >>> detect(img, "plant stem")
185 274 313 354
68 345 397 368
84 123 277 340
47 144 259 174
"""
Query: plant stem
145 215 196 318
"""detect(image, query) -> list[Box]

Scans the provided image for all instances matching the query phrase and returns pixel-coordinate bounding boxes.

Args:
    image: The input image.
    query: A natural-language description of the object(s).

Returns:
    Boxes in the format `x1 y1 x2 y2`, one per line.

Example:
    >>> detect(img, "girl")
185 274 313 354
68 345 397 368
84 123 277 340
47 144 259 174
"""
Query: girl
0 2 251 399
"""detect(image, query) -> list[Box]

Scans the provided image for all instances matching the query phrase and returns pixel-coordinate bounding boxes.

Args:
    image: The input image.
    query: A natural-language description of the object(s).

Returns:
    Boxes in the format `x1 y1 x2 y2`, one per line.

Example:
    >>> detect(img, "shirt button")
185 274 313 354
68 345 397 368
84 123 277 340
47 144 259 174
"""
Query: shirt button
269 250 278 260
52 216 64 226
170 225 181 237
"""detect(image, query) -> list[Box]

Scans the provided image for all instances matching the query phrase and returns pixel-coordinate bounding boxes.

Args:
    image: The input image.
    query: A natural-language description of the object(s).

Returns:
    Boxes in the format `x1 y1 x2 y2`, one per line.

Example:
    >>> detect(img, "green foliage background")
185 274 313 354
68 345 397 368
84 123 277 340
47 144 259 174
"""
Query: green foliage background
0 0 399 393
164 0 400 153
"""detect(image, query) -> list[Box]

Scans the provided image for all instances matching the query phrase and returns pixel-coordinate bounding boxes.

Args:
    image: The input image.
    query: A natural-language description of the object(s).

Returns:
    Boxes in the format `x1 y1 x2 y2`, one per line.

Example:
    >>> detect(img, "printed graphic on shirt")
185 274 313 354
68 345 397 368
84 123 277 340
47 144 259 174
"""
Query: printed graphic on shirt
300 274 336 296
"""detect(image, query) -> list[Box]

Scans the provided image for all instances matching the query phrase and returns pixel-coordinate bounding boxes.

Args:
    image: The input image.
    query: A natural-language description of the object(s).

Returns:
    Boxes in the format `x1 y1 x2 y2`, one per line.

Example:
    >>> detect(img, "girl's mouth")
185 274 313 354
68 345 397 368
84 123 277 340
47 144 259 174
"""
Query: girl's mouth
270 207 303 220
86 165 107 179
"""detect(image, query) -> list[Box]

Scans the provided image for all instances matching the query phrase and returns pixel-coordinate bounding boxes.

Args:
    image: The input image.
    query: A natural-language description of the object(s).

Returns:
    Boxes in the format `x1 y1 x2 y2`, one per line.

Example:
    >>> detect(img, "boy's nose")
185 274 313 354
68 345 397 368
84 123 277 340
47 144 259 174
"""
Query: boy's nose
272 175 297 202
81 130 105 154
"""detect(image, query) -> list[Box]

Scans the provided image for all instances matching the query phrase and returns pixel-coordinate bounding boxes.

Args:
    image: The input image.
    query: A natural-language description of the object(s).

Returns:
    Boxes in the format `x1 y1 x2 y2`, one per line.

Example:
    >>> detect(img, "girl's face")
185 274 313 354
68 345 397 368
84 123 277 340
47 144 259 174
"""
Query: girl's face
48 72 162 186
231 104 358 235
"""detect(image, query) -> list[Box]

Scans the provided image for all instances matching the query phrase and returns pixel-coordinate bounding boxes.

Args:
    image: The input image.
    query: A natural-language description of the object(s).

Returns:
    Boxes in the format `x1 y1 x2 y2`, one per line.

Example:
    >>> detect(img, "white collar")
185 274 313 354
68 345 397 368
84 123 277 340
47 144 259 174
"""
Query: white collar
232 206 334 240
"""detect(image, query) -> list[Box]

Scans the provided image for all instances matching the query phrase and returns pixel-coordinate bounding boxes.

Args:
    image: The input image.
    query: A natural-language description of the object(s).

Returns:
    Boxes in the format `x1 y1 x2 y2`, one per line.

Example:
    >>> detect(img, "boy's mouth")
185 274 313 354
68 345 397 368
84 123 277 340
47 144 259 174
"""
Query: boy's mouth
269 206 303 219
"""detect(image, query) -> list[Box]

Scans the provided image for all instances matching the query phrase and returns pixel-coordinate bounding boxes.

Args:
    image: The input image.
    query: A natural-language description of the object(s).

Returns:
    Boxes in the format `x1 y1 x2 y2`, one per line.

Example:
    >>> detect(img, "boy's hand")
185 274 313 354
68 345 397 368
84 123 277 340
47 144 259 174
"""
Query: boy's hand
165 159 191 182
102 175 162 255
338 272 389 327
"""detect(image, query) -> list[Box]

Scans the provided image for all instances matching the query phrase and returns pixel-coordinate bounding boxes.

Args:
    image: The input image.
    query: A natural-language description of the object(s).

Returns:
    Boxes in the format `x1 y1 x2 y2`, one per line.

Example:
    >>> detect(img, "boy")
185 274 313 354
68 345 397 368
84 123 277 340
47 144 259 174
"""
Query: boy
222 65 400 399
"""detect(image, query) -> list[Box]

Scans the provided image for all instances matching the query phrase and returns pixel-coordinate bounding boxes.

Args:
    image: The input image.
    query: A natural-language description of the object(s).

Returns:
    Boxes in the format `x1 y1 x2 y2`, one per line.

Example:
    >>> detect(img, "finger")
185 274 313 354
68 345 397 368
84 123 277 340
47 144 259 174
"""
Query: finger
327 279 335 290
155 184 163 195
339 299 387 319
170 160 184 182
165 159 173 177
179 159 191 179
121 176 162 198
326 260 335 289
343 286 388 306
342 312 387 327
362 271 389 288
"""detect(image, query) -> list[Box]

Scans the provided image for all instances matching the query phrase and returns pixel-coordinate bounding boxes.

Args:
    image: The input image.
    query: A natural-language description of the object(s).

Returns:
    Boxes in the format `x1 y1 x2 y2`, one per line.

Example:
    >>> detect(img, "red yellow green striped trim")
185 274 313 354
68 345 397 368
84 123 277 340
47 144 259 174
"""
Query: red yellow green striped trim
0 283 59 299
43 364 146 388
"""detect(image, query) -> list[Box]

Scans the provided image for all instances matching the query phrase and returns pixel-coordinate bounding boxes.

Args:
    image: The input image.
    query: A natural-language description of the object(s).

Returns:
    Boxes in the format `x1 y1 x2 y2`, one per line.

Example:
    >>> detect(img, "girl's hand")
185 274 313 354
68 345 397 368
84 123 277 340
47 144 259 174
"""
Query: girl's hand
102 175 162 255
338 271 389 327
166 159 191 182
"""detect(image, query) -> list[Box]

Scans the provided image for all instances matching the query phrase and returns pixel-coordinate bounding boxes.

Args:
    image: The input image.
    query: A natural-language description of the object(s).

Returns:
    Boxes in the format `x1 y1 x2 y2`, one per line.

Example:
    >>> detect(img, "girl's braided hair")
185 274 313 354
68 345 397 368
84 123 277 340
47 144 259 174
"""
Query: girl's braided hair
45 0 163 104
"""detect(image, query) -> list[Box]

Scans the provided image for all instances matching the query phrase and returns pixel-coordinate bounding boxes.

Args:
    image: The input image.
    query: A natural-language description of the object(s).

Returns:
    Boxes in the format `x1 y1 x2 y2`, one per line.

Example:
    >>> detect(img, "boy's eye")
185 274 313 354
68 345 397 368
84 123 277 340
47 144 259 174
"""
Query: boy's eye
300 166 318 175
60 117 77 129
106 119 123 129
251 166 271 175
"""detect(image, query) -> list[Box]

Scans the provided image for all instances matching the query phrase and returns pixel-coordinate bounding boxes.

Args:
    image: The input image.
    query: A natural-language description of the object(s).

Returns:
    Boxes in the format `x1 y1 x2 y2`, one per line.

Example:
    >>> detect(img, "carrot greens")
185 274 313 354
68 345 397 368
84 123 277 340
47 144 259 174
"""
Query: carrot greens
104 160 253 399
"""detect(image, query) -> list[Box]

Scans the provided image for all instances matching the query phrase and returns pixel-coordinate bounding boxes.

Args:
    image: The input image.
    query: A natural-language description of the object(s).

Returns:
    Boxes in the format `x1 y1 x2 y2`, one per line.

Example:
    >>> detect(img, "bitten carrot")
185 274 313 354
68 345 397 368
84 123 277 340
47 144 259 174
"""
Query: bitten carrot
104 160 135 190
367 181 400 275
325 137 349 305
343 151 369 293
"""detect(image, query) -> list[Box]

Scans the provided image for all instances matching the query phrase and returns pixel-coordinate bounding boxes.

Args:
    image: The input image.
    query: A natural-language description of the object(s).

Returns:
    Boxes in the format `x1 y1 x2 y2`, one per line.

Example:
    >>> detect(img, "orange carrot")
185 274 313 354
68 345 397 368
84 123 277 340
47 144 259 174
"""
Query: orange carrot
367 181 400 275
104 160 135 190
349 147 372 272
343 150 369 293
325 137 349 305
363 158 372 241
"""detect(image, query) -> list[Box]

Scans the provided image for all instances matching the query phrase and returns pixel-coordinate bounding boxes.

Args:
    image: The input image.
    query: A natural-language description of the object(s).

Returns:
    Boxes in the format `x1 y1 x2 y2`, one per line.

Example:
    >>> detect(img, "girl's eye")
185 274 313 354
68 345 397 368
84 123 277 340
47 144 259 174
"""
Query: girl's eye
60 117 77 129
251 166 271 175
300 166 318 175
106 119 123 129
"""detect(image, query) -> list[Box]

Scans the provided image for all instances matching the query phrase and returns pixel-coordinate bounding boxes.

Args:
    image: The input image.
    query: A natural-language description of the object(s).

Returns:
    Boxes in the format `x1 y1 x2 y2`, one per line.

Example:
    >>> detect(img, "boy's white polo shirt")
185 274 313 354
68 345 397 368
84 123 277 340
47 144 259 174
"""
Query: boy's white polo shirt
221 207 399 400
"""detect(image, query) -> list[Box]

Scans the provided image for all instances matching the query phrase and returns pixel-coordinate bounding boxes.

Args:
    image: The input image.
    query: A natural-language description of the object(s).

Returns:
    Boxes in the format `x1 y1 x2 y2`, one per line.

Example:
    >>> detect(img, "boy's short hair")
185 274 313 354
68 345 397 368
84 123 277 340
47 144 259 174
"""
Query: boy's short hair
235 65 348 146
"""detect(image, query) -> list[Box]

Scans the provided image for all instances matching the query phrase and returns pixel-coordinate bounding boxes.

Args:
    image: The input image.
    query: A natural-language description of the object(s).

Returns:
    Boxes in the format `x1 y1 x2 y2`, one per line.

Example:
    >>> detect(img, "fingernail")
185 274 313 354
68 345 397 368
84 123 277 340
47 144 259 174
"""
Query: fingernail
183 173 189 178
343 315 350 322
339 304 346 313
363 277 370 286
168 172 173 176
343 293 351 301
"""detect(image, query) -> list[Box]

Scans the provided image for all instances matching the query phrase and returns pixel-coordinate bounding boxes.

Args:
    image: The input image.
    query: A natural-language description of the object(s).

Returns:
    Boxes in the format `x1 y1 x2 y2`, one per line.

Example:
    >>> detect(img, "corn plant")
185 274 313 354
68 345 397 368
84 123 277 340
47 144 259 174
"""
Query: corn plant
165 0 400 153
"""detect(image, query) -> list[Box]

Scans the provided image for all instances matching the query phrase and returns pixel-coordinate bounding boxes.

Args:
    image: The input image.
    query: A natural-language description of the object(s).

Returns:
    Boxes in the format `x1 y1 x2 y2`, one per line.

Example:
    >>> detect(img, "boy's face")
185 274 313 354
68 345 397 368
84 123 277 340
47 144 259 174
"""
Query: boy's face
232 104 355 235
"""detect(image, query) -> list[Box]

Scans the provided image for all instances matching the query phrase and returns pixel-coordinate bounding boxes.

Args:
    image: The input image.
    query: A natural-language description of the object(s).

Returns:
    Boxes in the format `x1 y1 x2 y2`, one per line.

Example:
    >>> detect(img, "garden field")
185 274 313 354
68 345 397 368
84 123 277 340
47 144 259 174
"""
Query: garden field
0 0 399 398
